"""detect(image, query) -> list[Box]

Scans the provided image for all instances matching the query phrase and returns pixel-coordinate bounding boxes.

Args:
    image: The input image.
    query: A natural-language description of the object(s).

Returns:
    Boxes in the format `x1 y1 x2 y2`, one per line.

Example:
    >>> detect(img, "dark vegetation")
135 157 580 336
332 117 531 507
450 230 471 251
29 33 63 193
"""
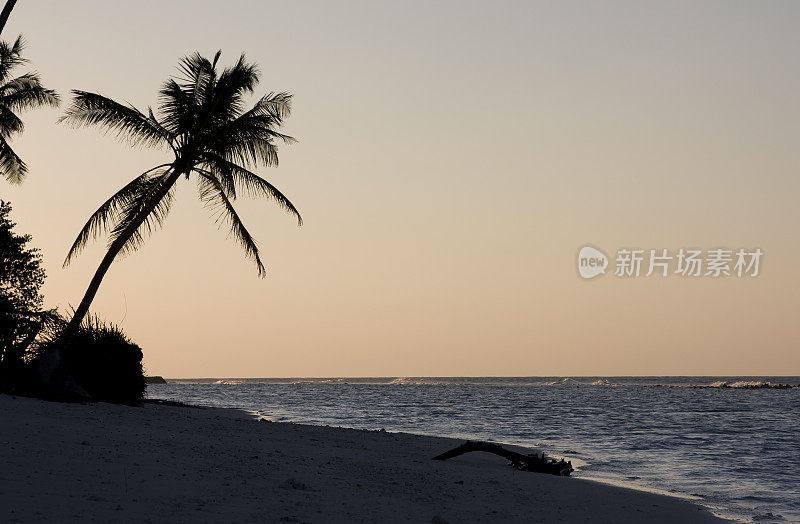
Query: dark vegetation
0 34 59 184
33 314 146 404
0 202 145 404
1 3 299 406
0 200 45 387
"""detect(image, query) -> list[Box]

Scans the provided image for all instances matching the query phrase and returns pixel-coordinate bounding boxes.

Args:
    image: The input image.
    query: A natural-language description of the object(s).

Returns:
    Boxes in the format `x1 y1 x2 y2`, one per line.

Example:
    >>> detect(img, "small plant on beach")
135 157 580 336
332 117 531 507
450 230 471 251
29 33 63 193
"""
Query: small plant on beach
59 51 301 335
0 35 59 184
0 200 46 390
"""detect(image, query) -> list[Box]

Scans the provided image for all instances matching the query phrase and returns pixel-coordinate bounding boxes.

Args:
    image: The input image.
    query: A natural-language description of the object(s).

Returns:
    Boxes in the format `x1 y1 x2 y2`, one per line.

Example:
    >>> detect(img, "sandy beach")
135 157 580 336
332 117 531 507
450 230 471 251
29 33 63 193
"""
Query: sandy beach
0 394 726 523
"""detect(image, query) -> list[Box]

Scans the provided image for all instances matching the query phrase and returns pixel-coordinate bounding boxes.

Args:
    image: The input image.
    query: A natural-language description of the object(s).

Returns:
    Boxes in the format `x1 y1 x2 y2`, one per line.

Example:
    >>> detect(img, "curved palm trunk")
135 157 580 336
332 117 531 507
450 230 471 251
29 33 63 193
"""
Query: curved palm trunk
65 167 183 335
0 0 18 36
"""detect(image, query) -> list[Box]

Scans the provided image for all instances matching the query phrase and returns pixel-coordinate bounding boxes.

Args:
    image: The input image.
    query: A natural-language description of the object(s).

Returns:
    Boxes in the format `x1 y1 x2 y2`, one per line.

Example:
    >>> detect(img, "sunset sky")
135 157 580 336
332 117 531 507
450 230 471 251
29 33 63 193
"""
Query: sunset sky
3 1 799 377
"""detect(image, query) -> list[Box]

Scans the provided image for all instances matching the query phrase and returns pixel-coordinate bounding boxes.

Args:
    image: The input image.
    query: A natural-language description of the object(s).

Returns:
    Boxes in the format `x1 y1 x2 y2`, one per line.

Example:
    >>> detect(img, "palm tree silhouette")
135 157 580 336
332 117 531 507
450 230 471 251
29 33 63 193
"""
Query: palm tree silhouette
61 51 302 333
0 35 59 183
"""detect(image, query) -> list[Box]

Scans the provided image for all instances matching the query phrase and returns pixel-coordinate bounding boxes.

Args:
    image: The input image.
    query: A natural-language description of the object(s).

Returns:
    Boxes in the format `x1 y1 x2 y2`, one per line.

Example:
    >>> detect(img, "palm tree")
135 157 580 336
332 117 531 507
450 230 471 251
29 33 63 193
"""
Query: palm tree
0 35 59 183
60 51 302 334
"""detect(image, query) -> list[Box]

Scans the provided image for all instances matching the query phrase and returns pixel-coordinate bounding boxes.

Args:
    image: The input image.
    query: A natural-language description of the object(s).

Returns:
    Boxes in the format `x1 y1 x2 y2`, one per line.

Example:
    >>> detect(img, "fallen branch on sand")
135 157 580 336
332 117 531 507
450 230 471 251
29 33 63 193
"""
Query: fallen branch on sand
433 441 573 476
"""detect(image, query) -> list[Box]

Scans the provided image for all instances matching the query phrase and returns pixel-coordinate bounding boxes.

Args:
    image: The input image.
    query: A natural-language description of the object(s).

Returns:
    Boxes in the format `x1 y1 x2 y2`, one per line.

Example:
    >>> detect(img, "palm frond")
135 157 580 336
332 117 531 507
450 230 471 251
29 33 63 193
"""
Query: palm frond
201 91 295 169
0 133 25 183
204 123 294 170
193 166 235 200
108 171 177 257
222 136 280 168
238 91 292 122
63 165 172 266
1 35 25 59
0 73 59 111
197 172 265 276
146 106 172 141
223 114 296 145
205 53 259 120
0 36 26 84
59 90 171 149
155 52 219 136
212 93 294 147
176 52 217 106
157 78 194 136
0 105 24 134
217 54 258 97
196 158 302 225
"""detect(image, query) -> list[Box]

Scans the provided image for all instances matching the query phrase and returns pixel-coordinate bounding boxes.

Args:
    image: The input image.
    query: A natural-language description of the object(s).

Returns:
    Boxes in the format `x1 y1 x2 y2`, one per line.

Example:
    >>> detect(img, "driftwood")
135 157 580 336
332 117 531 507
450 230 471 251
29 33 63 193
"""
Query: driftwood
433 441 573 476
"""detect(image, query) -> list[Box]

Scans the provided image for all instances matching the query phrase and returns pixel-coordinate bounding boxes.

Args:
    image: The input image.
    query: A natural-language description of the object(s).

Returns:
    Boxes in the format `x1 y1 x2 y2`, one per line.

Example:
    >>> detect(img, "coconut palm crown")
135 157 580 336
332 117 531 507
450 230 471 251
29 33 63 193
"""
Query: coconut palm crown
60 51 301 332
0 35 59 183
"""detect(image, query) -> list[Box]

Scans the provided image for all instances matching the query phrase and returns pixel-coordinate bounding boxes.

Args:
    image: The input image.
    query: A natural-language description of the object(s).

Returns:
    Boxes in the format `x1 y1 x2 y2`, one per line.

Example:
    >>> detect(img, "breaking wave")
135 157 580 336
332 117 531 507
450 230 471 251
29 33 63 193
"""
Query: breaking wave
181 377 800 388
707 380 797 389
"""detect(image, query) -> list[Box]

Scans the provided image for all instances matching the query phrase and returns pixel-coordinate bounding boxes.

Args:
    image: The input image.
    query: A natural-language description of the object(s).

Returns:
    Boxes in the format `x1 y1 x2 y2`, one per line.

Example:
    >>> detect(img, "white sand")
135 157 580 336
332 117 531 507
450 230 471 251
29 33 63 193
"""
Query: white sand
0 395 727 523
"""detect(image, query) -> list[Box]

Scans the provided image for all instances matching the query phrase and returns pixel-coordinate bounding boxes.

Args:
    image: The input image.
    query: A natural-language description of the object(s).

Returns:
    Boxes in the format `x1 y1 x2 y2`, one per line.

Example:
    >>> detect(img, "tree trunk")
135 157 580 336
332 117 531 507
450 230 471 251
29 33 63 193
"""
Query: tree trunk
433 441 573 476
64 167 182 335
0 0 18 36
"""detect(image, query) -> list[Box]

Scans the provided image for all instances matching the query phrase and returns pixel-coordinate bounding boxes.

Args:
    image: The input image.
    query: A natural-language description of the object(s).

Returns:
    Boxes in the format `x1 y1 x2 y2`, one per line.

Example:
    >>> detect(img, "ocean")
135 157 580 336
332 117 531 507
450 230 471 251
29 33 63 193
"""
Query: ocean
147 376 800 522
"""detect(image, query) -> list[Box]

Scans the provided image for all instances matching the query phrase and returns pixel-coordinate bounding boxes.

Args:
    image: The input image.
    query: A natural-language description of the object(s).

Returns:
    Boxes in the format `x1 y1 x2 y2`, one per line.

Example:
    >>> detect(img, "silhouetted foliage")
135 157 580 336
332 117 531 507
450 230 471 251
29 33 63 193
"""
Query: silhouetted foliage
0 35 59 183
0 203 144 403
32 314 146 404
60 50 301 333
0 200 45 391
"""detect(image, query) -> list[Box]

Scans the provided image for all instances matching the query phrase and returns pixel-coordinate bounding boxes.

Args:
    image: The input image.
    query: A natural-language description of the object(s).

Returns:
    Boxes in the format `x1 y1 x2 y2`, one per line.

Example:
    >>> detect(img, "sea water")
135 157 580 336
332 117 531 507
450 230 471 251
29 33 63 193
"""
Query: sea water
147 377 800 522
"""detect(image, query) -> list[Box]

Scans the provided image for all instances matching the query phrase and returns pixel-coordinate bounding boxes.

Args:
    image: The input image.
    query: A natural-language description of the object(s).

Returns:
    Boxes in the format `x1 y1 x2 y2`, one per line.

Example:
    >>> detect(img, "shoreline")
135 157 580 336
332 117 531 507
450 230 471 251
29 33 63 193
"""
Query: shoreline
1 394 728 523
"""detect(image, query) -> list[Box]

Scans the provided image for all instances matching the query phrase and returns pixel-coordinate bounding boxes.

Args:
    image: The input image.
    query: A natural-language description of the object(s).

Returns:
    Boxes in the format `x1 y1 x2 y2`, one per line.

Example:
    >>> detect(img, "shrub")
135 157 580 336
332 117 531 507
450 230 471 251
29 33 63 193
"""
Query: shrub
32 315 146 405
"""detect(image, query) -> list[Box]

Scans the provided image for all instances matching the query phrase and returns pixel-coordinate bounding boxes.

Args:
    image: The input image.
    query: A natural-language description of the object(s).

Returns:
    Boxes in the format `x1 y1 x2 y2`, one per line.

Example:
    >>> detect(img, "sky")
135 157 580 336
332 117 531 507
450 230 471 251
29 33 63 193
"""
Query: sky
2 1 799 377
